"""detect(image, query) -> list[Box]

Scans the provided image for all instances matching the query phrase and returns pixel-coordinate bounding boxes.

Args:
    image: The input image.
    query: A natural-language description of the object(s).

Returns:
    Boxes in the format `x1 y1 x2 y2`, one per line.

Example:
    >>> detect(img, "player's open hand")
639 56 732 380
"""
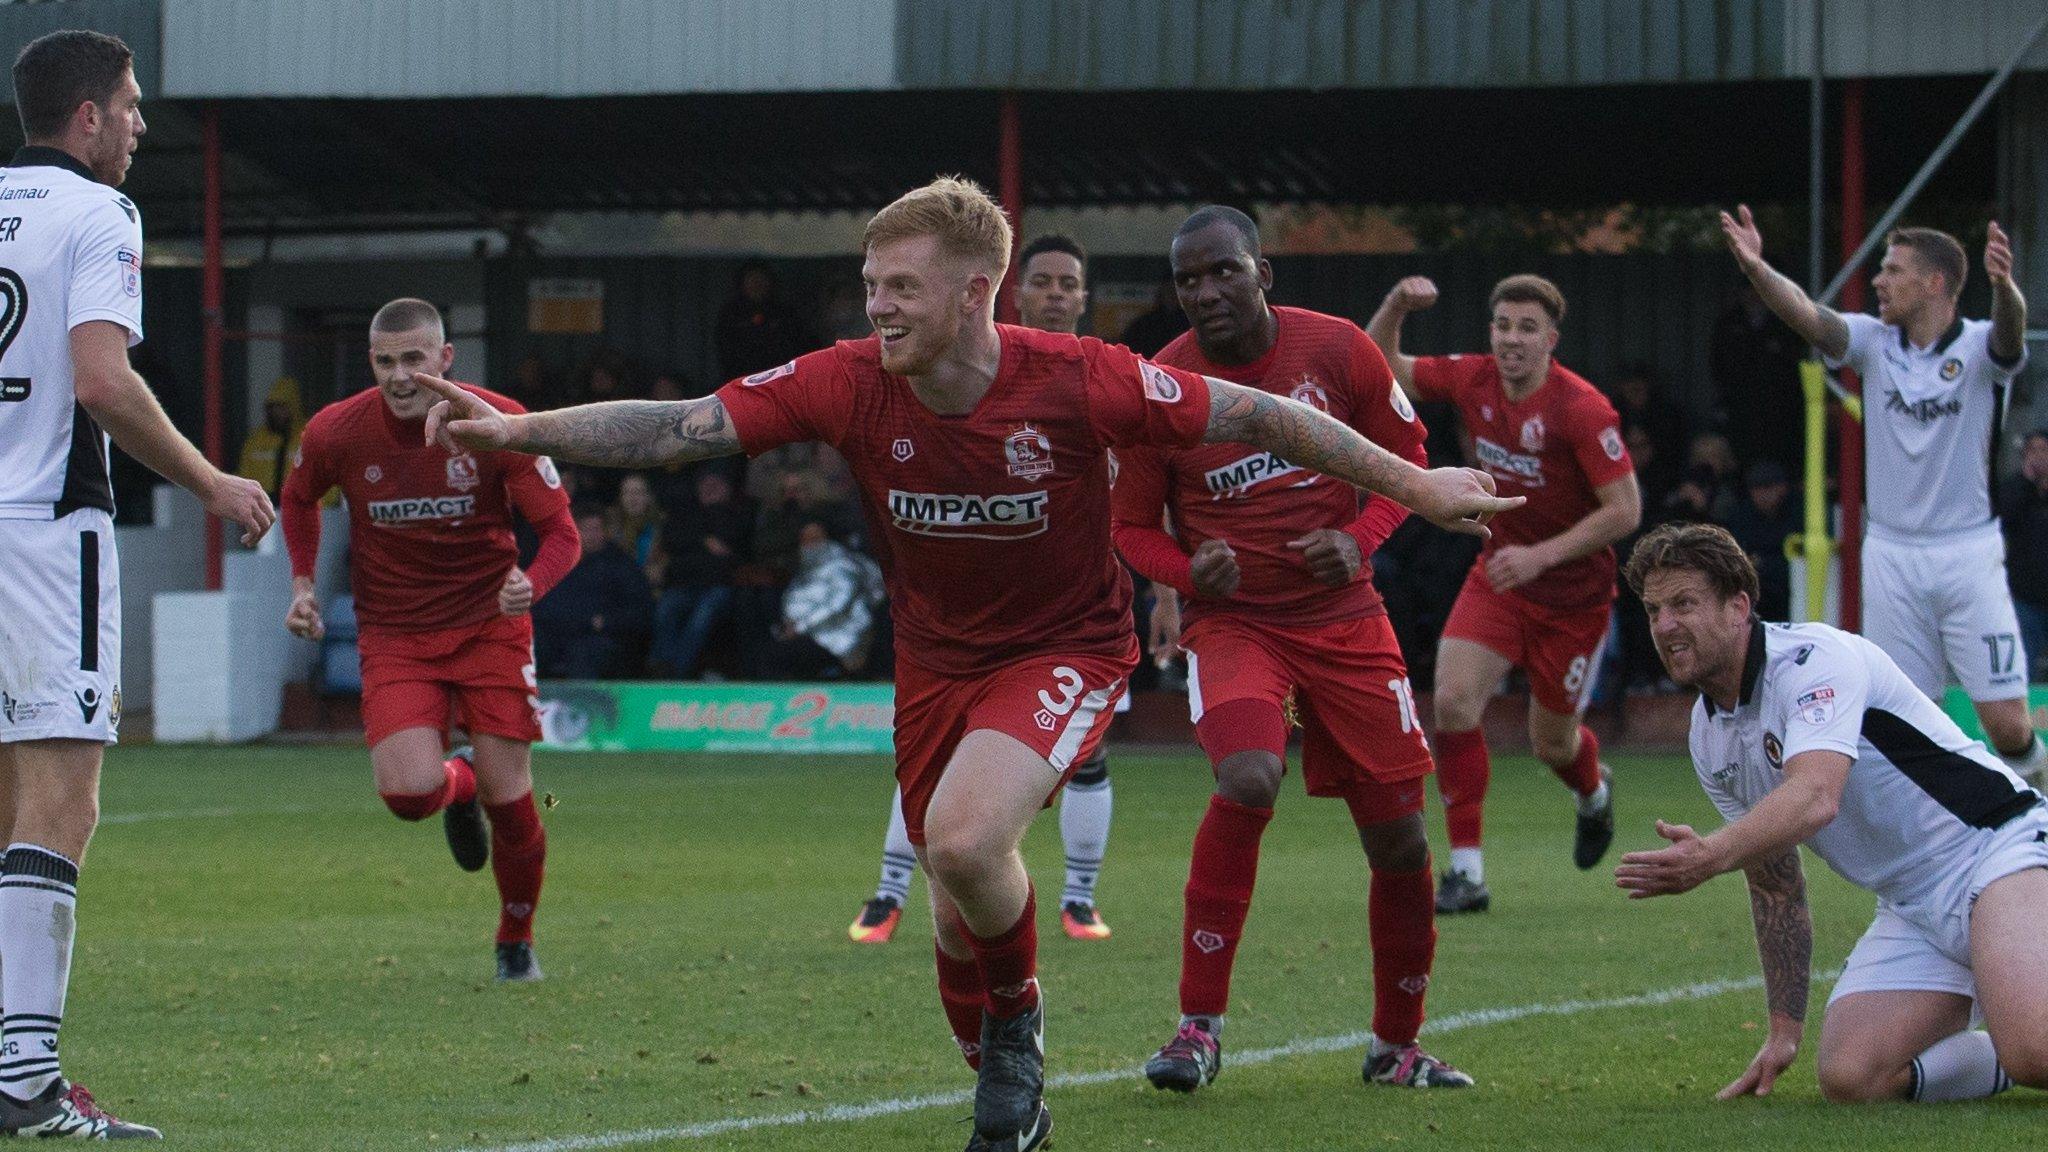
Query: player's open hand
1412 467 1521 539
1615 819 1722 898
1386 276 1439 314
420 374 514 452
1718 1031 1800 1100
1287 528 1363 587
1148 584 1183 658
1189 538 1241 599
1986 221 2015 288
1720 204 1766 272
499 566 534 616
1484 543 1550 592
206 471 276 546
285 589 324 641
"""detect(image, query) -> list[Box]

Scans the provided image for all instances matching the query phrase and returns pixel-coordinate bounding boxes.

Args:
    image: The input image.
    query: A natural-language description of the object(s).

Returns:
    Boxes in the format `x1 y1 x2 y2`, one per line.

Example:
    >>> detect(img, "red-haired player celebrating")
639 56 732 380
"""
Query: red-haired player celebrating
280 298 579 982
416 178 1514 1152
1116 206 1470 1093
1369 274 1642 913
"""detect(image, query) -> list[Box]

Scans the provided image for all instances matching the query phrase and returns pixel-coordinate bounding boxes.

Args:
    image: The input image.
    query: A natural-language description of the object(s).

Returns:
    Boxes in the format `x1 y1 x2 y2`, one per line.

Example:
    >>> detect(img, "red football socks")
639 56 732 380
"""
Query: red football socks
934 942 987 1070
486 792 546 944
1368 864 1437 1046
1554 724 1604 797
965 888 1041 1019
1178 794 1274 1018
1434 728 1490 849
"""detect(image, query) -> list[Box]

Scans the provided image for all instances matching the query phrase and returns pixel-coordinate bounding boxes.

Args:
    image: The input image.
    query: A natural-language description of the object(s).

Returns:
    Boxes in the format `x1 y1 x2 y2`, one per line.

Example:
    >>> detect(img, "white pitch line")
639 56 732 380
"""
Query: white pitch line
99 804 325 825
464 968 1836 1152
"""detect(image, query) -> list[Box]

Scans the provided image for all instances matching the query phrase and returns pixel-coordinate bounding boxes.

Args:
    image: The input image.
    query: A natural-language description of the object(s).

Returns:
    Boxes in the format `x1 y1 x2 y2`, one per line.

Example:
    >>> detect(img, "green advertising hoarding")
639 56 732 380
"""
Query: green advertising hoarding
1942 685 2048 744
537 681 895 754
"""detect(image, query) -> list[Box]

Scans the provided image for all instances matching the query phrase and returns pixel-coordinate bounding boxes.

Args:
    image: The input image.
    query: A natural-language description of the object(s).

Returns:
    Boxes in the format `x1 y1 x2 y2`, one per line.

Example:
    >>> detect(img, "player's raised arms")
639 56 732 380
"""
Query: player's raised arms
419 375 741 467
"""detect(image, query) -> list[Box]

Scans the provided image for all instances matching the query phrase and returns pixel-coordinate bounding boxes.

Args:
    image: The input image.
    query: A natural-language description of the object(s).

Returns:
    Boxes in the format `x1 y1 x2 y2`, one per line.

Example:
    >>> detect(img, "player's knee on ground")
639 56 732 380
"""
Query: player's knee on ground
1213 750 1283 808
1816 1049 1910 1103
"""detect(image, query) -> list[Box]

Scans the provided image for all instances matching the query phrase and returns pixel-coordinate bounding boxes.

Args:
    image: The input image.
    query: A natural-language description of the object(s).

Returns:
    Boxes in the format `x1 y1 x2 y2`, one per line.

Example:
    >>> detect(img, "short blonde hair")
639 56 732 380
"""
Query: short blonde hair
864 176 1013 280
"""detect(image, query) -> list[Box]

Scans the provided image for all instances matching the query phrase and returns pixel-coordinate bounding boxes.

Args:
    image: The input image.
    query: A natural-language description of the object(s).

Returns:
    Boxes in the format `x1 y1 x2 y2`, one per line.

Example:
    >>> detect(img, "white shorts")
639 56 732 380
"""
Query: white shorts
0 508 121 744
1828 804 2048 1006
1862 527 2028 703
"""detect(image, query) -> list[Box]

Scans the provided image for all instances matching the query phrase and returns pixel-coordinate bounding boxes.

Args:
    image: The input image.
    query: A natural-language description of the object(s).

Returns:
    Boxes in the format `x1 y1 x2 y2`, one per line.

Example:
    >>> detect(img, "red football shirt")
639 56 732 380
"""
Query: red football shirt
715 325 1212 676
282 385 573 632
1116 307 1429 628
1411 354 1633 609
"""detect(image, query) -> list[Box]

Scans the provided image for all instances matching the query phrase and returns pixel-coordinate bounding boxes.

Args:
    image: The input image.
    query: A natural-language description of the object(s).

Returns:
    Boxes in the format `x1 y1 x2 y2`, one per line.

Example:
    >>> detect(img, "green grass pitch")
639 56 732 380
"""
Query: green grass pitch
58 743 2041 1149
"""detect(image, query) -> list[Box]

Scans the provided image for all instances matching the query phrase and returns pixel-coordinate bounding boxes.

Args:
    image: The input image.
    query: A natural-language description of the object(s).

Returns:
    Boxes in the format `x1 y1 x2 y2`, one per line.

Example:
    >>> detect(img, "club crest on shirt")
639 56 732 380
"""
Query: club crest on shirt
446 453 480 492
1520 415 1546 453
1290 376 1329 413
1939 357 1963 381
891 437 915 463
1005 424 1055 480
1763 732 1783 769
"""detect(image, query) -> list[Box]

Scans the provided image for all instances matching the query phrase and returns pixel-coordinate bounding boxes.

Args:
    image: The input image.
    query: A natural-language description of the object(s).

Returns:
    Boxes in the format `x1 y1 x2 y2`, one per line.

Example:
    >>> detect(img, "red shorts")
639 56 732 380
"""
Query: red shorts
358 614 541 748
1441 570 1612 716
1183 612 1432 823
892 647 1135 847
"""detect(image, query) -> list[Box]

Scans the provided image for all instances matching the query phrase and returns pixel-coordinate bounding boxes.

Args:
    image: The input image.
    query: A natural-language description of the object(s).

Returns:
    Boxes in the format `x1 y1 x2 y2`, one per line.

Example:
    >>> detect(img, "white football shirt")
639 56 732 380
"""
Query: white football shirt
1690 620 2040 923
0 146 144 521
1826 313 2024 538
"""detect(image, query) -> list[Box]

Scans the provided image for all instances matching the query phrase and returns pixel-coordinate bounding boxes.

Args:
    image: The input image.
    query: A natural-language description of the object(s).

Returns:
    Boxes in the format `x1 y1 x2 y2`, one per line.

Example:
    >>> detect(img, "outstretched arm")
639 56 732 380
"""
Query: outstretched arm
1203 379 1520 538
420 375 742 468
1721 205 1852 361
1365 276 1436 398
1719 848 1811 1099
1986 221 2029 365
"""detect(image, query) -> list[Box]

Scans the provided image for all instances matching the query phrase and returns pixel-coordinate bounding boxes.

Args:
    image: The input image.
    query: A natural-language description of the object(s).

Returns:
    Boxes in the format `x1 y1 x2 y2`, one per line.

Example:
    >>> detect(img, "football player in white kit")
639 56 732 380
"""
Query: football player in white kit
1720 206 2044 784
1618 523 2048 1104
0 30 271 1139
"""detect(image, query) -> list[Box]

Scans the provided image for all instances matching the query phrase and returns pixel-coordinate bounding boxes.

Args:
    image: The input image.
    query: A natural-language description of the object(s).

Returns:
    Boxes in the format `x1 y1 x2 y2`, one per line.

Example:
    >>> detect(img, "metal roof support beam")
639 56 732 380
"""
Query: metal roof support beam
202 101 224 591
998 91 1022 325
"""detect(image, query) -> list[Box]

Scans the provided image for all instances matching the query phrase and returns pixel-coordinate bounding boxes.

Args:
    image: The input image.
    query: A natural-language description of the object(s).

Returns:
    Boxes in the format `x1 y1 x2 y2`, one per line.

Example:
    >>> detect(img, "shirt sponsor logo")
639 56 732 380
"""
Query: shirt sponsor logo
1599 425 1625 461
115 246 140 297
1882 388 1962 425
367 495 476 524
446 453 480 492
0 692 58 726
886 489 1049 540
1290 376 1329 413
535 456 562 489
744 361 796 386
891 437 915 462
1472 436 1545 487
1004 424 1055 480
0 187 48 201
1520 415 1546 453
1140 360 1184 403
1203 451 1307 498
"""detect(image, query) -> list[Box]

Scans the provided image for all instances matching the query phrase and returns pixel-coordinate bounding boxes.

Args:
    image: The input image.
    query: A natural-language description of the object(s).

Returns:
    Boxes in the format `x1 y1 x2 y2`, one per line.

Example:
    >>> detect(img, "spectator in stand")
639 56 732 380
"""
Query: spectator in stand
1610 364 1686 480
717 260 812 381
735 471 860 678
2001 429 2048 680
651 468 751 679
820 278 871 342
1722 459 1799 622
1117 279 1191 357
1624 422 1682 513
1666 432 1740 522
608 473 664 572
235 375 308 505
759 523 888 679
533 501 654 679
506 351 557 410
1712 281 1807 474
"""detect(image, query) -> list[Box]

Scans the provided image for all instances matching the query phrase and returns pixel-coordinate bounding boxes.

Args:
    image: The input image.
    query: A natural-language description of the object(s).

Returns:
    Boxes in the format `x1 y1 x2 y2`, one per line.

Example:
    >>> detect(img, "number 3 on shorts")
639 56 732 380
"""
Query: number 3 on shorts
1038 666 1084 716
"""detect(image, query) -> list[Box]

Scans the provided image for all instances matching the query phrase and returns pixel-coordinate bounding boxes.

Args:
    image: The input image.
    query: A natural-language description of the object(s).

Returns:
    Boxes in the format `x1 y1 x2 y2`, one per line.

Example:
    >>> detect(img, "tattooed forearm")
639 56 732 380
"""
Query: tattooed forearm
1205 381 1418 503
509 398 741 468
1745 849 1812 1023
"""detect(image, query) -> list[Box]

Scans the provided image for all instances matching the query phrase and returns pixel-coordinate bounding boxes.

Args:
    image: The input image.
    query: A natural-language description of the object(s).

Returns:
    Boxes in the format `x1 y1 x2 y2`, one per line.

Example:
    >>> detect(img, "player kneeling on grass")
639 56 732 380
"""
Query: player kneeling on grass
281 298 580 983
1618 522 2048 1103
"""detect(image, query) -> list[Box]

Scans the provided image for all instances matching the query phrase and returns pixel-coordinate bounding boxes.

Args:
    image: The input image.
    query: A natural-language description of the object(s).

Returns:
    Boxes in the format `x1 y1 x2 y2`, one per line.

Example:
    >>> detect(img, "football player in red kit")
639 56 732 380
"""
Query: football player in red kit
280 298 579 982
1368 274 1641 913
1115 206 1471 1092
417 179 1517 1151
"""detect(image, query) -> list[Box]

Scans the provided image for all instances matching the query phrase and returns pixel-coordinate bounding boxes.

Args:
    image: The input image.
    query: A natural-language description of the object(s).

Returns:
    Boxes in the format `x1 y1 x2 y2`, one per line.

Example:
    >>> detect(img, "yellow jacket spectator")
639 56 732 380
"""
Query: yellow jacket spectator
237 375 307 502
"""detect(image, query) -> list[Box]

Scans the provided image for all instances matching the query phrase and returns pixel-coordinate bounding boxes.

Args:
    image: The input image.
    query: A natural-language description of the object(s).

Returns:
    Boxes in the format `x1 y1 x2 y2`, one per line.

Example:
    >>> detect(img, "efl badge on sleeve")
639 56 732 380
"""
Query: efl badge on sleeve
1140 361 1184 403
